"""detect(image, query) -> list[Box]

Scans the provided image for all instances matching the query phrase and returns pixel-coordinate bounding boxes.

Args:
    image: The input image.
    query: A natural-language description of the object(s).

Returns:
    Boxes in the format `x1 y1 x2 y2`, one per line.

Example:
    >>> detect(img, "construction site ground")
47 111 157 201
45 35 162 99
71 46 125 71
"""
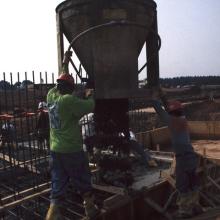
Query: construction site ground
1 98 220 220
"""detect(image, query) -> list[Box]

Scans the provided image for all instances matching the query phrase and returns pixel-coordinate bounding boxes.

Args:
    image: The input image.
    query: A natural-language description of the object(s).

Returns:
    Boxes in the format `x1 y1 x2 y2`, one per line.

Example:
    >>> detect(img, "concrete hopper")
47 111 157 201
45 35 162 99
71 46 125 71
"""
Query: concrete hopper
56 0 157 99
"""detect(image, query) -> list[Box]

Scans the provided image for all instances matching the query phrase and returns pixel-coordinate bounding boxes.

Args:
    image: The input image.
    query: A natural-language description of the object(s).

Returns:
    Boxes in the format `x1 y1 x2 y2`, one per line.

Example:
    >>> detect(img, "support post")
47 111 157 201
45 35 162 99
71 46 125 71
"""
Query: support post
56 12 64 74
146 10 160 87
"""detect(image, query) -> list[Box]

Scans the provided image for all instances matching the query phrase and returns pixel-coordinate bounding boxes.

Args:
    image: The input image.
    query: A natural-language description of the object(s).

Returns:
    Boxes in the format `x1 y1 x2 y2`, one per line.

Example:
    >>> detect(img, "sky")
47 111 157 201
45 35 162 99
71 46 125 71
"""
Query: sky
0 0 220 82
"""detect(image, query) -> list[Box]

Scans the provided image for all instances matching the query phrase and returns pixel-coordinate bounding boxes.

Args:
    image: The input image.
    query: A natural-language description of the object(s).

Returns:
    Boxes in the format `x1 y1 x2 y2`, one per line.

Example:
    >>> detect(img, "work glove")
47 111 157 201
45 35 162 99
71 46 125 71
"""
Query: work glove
85 89 94 98
62 51 73 64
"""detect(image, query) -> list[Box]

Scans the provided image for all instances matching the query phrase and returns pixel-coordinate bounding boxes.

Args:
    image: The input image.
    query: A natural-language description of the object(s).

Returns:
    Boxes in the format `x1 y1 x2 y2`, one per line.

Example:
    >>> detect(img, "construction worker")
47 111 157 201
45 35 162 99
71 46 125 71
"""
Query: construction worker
45 57 99 219
80 112 96 156
128 130 158 167
149 92 202 218
0 118 16 148
36 101 49 150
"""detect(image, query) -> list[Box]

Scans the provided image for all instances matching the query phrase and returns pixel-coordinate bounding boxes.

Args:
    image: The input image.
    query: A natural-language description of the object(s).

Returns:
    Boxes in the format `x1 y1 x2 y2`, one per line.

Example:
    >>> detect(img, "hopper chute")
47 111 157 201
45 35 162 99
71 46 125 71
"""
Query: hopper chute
56 0 158 99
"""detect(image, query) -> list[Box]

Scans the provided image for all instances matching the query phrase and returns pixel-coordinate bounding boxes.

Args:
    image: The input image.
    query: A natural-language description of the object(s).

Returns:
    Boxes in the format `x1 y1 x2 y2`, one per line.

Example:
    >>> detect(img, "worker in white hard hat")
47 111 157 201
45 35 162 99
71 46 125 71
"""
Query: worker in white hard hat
0 116 16 149
36 101 49 150
38 101 47 110
45 51 99 220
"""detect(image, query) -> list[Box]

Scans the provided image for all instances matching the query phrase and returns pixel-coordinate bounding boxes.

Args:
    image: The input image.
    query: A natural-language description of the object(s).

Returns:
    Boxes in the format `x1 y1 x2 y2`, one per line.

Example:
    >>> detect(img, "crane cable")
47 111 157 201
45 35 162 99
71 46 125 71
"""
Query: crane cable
62 20 161 76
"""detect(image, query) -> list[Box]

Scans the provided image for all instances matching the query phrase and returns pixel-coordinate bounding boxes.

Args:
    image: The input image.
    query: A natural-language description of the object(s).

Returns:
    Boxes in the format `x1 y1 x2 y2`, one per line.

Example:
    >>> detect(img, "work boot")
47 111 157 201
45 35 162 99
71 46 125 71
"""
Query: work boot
148 159 158 167
45 204 63 220
174 210 193 219
174 193 193 219
83 192 99 219
191 191 204 215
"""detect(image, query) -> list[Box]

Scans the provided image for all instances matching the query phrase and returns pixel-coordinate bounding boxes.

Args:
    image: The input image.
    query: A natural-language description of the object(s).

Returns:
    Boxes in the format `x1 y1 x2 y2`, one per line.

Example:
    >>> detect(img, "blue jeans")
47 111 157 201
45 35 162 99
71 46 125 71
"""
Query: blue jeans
50 151 92 204
176 153 199 194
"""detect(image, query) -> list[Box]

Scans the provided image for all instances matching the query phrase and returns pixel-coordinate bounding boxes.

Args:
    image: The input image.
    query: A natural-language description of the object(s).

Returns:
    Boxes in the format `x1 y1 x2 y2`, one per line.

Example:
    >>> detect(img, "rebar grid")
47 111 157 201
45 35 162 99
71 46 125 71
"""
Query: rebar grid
0 71 156 219
0 71 55 219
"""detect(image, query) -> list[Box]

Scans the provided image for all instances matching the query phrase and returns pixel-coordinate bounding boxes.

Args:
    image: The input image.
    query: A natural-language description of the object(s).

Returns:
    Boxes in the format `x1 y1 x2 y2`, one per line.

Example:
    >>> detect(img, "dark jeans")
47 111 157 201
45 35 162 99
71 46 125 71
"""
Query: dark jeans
176 153 199 194
84 136 96 154
50 151 92 204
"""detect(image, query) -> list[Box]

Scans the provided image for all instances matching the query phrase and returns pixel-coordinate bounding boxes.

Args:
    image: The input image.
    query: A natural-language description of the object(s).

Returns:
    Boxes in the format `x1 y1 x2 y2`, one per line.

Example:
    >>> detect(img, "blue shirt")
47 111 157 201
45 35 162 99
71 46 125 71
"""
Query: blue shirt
151 100 194 155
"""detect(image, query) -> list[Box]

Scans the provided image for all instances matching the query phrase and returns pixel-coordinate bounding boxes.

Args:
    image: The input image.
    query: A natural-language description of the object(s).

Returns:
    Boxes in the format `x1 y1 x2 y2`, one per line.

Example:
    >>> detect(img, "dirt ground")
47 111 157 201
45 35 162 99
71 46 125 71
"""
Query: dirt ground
192 140 220 165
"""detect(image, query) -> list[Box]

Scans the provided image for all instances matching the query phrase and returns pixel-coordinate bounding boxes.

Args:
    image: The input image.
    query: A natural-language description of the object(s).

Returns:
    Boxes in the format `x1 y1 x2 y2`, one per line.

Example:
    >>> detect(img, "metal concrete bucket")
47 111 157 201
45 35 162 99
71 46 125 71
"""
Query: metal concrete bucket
56 0 157 99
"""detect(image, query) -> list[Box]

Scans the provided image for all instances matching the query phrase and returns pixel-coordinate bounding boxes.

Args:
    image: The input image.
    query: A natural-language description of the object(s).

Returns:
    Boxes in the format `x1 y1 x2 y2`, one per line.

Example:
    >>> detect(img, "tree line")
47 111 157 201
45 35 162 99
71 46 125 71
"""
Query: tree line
159 76 220 87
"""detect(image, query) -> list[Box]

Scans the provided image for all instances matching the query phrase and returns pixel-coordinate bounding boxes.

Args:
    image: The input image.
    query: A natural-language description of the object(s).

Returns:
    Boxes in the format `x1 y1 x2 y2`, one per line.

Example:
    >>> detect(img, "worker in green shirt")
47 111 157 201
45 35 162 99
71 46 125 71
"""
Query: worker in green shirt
45 71 99 220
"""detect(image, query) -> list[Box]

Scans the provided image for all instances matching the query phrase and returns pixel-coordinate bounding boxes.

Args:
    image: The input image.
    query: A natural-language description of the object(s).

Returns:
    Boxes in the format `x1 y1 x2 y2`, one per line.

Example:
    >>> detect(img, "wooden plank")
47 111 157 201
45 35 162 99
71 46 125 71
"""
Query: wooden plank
199 191 216 208
160 171 175 188
92 184 126 195
103 194 128 209
186 207 220 220
207 176 220 191
144 197 173 220
151 155 173 163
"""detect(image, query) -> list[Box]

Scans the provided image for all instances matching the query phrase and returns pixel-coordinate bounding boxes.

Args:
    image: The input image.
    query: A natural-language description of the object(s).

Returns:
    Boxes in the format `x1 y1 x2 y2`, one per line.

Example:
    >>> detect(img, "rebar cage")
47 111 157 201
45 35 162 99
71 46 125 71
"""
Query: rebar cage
0 71 159 219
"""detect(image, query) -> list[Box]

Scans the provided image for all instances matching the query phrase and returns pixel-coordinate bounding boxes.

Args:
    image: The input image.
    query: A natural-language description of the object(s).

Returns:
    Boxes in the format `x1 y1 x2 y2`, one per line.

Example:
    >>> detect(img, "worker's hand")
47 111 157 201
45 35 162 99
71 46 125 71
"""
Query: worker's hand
85 89 94 98
64 51 72 58
63 51 73 64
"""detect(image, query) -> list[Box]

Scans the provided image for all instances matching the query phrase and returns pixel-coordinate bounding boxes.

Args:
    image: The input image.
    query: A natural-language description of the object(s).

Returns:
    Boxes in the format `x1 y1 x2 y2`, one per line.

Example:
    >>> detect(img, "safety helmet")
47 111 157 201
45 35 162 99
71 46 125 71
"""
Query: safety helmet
167 100 183 112
57 73 75 86
38 101 47 110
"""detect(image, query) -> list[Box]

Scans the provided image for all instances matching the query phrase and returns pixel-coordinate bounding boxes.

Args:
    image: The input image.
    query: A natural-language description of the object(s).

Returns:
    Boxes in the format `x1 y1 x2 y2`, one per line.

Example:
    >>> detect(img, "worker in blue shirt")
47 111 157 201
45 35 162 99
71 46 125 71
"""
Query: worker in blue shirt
149 92 202 218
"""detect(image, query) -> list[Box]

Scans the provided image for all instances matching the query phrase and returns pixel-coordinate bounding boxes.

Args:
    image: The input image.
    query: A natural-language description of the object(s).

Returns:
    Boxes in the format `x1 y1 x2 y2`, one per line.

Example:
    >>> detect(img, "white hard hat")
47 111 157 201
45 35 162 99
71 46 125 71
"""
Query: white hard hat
38 101 47 110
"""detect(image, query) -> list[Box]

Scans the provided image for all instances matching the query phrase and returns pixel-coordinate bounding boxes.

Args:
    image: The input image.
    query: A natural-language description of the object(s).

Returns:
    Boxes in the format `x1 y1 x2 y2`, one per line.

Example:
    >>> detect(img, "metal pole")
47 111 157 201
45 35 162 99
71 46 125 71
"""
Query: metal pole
56 12 64 74
146 10 160 87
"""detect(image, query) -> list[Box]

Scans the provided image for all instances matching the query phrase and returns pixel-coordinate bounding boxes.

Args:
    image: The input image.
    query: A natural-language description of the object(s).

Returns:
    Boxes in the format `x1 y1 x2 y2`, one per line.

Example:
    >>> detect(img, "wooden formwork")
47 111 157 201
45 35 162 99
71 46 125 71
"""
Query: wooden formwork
136 121 220 145
0 180 173 220
136 121 220 163
1 162 220 220
189 121 220 139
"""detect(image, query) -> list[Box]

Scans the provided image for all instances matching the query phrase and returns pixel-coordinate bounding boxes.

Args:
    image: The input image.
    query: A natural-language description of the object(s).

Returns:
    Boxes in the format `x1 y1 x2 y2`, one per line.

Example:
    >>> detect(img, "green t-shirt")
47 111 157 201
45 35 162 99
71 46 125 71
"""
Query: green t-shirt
47 87 94 153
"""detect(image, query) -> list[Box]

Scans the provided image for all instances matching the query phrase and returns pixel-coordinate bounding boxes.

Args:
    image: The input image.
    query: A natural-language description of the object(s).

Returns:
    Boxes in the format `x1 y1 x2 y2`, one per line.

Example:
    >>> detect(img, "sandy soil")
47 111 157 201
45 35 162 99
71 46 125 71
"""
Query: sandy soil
192 140 220 164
